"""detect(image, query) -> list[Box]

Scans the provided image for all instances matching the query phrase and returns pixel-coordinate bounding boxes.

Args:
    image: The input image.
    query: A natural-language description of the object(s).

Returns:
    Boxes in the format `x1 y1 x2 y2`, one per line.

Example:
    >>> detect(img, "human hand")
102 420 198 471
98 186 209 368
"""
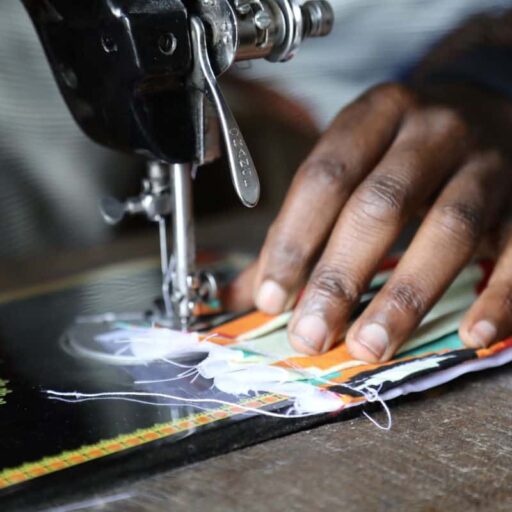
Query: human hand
232 82 512 362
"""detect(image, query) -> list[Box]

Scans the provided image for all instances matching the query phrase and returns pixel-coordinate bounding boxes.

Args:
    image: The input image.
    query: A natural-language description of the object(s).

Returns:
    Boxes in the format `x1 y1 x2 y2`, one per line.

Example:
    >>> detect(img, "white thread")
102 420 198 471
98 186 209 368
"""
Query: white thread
273 359 393 430
48 395 213 413
47 491 134 512
87 325 389 425
332 382 392 431
45 390 331 419
170 337 388 423
161 357 197 369
134 368 197 385
114 345 130 356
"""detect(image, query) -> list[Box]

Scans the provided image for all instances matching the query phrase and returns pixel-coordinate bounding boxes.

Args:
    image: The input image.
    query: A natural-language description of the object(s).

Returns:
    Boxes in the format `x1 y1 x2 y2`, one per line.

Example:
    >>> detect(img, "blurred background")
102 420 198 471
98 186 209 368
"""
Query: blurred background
1 0 512 293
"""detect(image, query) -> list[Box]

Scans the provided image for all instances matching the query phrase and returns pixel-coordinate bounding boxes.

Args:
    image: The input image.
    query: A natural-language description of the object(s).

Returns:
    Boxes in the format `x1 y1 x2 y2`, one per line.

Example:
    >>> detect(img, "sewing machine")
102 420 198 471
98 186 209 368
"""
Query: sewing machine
22 0 333 330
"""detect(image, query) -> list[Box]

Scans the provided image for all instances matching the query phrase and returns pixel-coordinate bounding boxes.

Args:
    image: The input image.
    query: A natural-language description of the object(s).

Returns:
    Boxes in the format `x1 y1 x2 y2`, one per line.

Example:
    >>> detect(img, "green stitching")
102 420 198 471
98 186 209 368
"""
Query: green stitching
0 379 11 406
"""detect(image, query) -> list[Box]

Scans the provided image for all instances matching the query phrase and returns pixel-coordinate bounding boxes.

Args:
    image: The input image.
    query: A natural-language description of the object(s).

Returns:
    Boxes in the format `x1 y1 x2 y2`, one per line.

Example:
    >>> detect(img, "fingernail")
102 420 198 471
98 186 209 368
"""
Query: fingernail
355 323 389 360
291 315 328 352
469 320 497 348
255 280 287 315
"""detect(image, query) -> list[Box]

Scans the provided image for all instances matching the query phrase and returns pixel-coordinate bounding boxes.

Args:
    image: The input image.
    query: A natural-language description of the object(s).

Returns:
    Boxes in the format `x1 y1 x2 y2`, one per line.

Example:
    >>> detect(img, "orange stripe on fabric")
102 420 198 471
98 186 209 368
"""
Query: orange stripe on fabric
476 337 512 358
277 343 358 372
198 334 235 346
209 311 276 339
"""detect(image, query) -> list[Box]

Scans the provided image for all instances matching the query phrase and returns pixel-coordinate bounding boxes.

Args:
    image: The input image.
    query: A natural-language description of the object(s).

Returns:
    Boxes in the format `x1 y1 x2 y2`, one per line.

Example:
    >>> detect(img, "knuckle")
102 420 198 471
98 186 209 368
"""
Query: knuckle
310 264 360 305
370 82 415 105
267 227 309 270
435 108 467 134
299 157 348 188
354 174 410 222
434 201 483 247
370 82 416 110
387 278 428 316
421 106 469 140
467 150 507 179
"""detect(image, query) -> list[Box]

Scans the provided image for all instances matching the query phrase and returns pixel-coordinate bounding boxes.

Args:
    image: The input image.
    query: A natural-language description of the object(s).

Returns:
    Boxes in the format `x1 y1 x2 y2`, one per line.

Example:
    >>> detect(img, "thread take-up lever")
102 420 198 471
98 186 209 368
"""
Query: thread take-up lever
189 16 261 209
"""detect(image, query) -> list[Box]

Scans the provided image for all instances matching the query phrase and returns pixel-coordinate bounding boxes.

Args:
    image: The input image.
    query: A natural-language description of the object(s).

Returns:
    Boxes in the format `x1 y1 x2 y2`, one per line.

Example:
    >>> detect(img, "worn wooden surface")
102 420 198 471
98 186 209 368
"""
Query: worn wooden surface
45 365 512 512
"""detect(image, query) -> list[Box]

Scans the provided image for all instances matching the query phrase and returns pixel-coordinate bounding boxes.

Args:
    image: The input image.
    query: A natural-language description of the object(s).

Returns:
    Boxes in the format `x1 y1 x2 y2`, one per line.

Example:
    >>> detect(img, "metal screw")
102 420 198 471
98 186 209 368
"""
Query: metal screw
101 33 118 53
234 0 251 15
158 32 177 55
301 0 334 38
254 10 272 30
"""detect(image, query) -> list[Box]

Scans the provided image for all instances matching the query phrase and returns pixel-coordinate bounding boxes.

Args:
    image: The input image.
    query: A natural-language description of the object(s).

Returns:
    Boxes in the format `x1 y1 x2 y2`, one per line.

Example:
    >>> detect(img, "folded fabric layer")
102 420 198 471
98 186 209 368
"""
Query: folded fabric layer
57 260 511 418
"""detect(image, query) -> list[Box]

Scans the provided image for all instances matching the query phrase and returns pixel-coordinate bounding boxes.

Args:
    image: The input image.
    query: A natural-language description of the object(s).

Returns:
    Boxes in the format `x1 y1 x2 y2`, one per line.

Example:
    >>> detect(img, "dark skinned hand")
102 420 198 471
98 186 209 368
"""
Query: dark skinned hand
227 82 512 362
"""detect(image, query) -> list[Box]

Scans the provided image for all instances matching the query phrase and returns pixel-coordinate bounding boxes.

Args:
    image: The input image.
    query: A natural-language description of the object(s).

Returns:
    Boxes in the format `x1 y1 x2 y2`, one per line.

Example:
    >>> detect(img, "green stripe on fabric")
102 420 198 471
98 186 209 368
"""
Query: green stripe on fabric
398 333 464 359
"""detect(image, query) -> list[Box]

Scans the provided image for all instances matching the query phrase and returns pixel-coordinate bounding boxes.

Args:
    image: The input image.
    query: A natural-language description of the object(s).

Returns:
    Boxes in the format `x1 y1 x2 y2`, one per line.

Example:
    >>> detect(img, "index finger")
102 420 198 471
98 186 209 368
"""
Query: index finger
254 84 415 315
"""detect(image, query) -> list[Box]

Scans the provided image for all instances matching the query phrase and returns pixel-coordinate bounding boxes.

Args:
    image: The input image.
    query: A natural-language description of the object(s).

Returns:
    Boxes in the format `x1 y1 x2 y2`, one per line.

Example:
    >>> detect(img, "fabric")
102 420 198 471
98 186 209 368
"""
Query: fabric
53 260 512 417
191 261 511 412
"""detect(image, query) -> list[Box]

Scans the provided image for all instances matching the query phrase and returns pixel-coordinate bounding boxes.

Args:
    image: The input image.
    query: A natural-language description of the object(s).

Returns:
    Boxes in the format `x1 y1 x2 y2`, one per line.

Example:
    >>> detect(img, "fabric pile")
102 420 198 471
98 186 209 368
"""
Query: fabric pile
51 261 512 424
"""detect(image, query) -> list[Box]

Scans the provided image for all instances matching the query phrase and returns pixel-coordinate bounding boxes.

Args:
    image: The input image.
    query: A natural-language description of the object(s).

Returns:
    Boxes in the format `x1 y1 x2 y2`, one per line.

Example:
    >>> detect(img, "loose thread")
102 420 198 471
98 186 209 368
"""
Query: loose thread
161 357 197 369
114 345 130 356
157 348 392 429
149 336 391 428
275 359 393 430
88 326 392 428
339 383 393 431
190 371 201 384
134 368 197 385
48 395 213 413
45 390 325 419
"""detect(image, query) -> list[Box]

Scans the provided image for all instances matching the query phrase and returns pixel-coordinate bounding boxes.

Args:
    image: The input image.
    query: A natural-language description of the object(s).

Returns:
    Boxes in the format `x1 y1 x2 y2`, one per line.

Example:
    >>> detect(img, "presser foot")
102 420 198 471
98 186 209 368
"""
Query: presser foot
100 160 220 330
61 250 254 364
62 305 238 365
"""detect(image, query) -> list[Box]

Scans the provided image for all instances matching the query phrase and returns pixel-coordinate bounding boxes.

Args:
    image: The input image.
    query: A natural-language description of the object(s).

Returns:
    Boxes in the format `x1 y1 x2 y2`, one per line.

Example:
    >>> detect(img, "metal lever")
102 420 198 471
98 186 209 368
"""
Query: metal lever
99 169 172 226
190 16 260 208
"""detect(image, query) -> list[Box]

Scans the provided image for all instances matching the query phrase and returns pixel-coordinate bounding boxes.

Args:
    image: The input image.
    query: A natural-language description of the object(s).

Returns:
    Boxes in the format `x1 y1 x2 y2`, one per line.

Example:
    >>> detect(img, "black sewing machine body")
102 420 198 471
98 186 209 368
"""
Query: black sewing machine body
22 0 196 163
